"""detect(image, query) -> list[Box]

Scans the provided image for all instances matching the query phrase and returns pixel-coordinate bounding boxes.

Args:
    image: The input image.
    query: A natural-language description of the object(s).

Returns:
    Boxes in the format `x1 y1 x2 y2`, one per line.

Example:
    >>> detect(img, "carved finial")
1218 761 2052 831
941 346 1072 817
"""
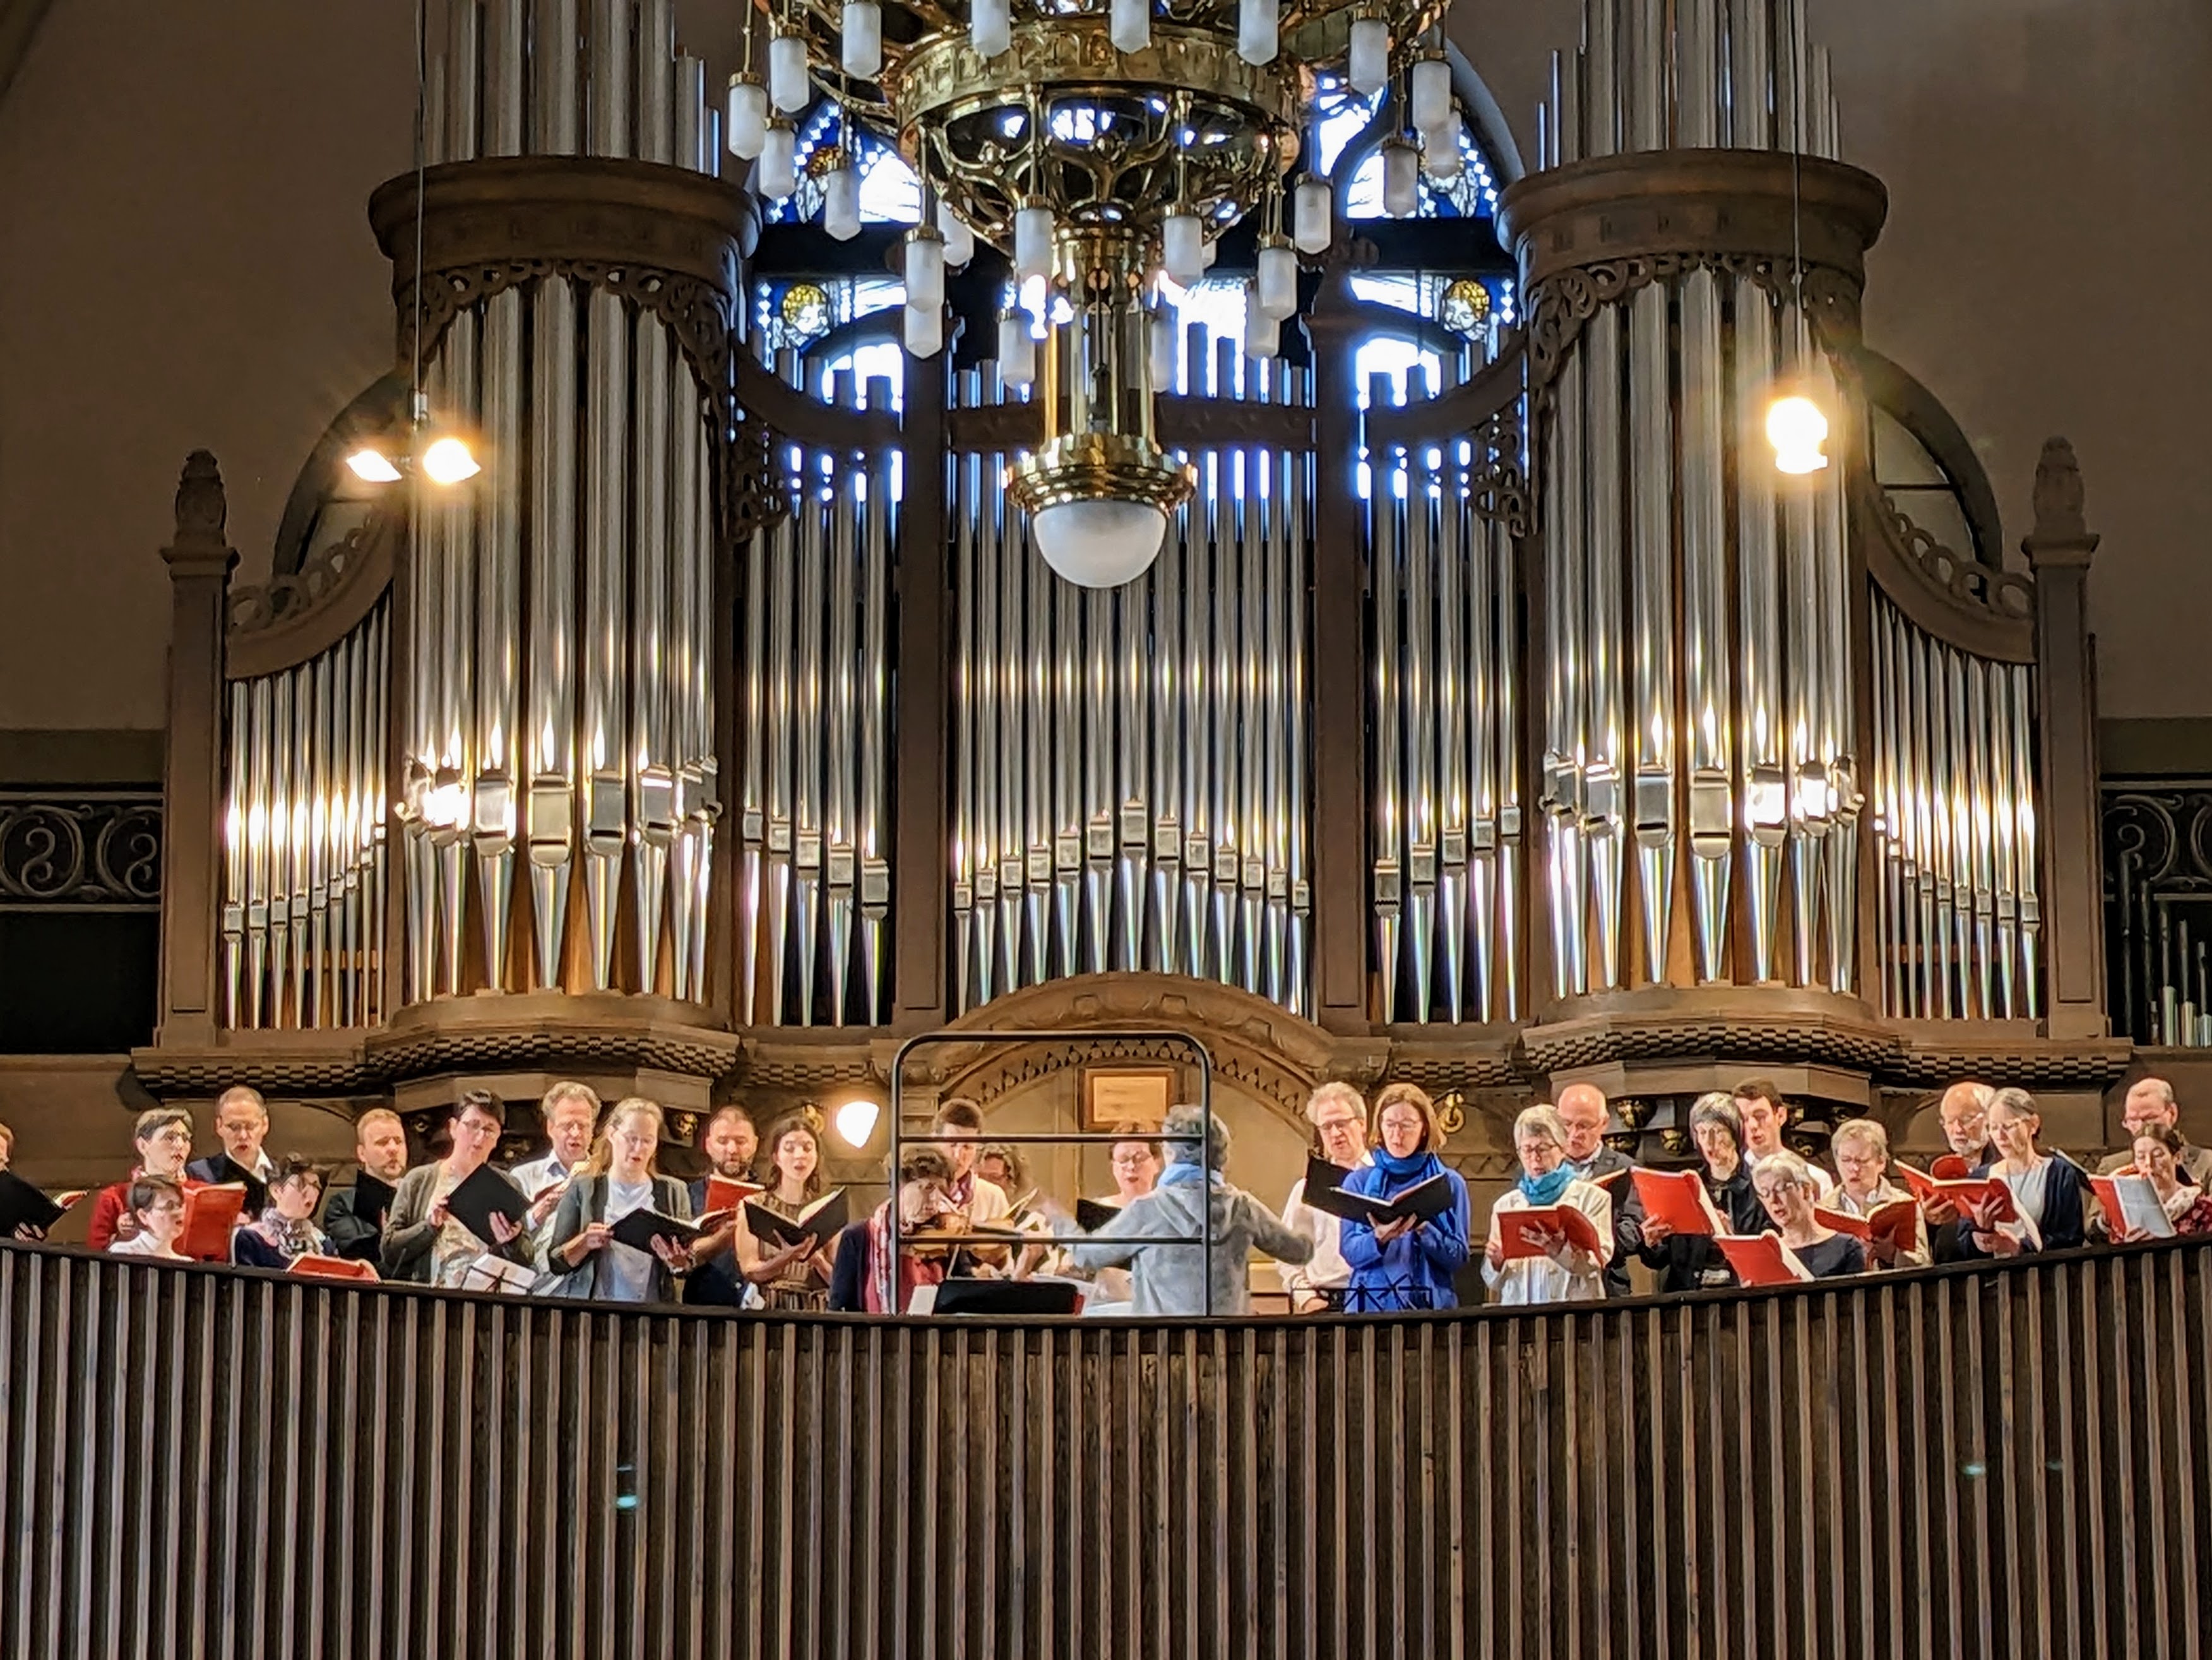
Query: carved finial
2031 438 2087 542
2022 436 2099 569
162 450 238 576
174 450 227 539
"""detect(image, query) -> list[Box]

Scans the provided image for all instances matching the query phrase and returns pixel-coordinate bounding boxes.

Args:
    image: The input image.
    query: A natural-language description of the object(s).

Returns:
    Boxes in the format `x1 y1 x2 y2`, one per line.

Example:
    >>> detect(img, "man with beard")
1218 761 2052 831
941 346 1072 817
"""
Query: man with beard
321 1108 411 1262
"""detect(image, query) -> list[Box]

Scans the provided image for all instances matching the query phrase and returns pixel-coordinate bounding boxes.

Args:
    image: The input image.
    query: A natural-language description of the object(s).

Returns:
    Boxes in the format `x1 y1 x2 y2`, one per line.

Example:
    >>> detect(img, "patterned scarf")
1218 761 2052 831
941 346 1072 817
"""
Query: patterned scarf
251 1207 326 1261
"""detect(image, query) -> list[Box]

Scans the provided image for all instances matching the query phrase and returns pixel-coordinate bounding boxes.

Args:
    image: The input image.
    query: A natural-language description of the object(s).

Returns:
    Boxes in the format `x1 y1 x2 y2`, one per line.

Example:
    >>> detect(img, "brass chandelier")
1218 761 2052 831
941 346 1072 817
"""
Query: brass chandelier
731 0 1451 585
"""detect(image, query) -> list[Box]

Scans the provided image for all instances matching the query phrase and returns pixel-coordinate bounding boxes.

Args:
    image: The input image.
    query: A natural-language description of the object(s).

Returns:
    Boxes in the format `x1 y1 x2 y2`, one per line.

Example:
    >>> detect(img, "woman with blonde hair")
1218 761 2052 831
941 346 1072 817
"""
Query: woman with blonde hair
1338 1083 1472 1312
542 1098 696 1303
1482 1105 1613 1305
1957 1087 2090 1258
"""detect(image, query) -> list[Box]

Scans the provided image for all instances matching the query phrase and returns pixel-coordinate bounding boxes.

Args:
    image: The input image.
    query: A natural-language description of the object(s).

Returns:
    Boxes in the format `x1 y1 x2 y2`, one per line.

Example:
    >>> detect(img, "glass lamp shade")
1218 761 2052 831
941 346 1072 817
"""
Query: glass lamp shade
1425 112 1464 179
1293 176 1333 254
768 32 811 113
1110 0 1151 52
1381 138 1420 217
905 301 945 358
346 446 403 484
1162 212 1205 283
1238 0 1278 65
1014 204 1057 283
759 122 798 198
1410 56 1452 133
904 229 946 309
972 0 1011 58
1256 239 1297 319
1348 18 1390 96
1242 297 1279 359
1149 308 1179 392
726 77 768 160
823 162 861 239
841 0 883 80
999 311 1038 387
937 200 975 267
1032 498 1170 588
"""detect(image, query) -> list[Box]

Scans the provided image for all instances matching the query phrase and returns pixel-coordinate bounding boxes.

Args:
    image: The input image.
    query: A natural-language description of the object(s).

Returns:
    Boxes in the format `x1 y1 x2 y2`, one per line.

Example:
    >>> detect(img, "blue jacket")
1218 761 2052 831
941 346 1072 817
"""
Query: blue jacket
1339 1155 1472 1312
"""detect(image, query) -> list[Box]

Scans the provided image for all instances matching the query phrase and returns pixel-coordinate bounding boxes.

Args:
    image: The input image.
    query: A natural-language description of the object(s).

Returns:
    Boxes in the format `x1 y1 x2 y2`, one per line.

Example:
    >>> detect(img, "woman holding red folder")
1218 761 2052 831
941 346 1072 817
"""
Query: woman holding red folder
1340 1084 1471 1313
1955 1087 2090 1258
1828 1119 1930 1270
1482 1106 1612 1306
1631 1094 1771 1293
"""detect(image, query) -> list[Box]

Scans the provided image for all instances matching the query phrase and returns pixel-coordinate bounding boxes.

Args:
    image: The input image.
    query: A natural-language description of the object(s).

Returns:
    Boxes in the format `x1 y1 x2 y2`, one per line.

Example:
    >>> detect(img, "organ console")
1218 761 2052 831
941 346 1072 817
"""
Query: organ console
135 0 2124 1149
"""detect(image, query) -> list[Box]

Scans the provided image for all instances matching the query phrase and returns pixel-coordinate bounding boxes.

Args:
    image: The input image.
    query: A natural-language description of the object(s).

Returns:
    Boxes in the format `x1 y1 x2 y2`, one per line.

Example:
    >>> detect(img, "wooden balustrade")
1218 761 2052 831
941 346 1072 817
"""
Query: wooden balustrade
2 1240 2205 1659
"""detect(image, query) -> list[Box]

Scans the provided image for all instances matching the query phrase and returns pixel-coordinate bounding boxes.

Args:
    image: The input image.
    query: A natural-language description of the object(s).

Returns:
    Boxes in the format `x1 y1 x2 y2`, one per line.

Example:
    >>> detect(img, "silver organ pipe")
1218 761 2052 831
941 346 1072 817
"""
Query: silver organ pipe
1869 593 2042 1022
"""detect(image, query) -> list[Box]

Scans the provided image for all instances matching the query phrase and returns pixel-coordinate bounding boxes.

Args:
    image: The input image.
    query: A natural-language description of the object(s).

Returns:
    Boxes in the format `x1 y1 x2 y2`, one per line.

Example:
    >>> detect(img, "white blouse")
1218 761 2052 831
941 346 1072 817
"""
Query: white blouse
1481 1179 1614 1306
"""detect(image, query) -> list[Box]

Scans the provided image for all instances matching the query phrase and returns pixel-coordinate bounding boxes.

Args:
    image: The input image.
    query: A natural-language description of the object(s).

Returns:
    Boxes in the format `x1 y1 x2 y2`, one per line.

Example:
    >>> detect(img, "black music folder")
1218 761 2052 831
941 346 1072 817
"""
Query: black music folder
1074 1197 1121 1233
743 1190 848 1250
609 1207 706 1257
1297 1157 1455 1226
0 1171 67 1237
444 1165 530 1245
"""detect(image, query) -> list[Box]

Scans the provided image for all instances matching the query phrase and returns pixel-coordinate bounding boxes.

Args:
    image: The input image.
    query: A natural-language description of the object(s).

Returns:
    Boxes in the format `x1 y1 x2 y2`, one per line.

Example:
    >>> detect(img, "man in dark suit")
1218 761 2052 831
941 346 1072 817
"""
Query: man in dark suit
184 1085 275 1215
321 1108 411 1262
1555 1082 1641 1298
684 1104 761 1308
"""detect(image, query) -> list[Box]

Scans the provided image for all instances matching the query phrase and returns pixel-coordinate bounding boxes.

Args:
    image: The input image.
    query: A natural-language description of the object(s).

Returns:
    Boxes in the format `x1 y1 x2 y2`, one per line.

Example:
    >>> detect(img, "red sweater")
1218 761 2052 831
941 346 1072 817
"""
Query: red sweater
86 1181 133 1251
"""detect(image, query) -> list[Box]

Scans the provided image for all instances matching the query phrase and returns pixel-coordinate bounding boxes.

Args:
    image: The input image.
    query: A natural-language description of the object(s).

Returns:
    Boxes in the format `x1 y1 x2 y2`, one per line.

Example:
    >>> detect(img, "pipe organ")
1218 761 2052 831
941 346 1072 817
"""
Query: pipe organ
948 342 1314 1017
143 0 2123 1120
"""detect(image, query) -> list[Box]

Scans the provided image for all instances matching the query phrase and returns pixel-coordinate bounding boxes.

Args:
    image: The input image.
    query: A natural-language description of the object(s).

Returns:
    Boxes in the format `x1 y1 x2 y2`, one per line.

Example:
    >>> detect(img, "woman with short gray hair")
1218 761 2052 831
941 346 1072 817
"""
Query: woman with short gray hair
1067 1103 1313 1316
1480 1105 1614 1306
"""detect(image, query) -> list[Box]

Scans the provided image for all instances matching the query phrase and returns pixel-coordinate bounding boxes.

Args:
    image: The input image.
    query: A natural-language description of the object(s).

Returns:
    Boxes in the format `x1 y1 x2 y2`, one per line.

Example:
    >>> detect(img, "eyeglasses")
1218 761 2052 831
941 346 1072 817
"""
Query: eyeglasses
1110 1154 1152 1168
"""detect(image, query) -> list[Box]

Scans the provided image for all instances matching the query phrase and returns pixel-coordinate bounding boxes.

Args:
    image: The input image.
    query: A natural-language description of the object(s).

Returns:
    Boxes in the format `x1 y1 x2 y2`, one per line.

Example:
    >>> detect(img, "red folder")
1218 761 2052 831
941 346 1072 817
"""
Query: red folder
1492 1203 1605 1262
178 1183 246 1261
288 1253 381 1282
1631 1168 1727 1236
1814 1199 1919 1254
704 1176 765 1217
1715 1233 1814 1286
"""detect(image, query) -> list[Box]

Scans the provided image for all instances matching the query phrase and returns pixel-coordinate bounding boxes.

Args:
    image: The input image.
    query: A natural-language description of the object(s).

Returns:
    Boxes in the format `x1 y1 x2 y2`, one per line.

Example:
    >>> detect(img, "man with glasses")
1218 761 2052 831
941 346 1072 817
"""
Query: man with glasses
2096 1077 2212 1185
1554 1082 1644 1298
1924 1081 2000 1262
1279 1083 1367 1312
185 1085 277 1216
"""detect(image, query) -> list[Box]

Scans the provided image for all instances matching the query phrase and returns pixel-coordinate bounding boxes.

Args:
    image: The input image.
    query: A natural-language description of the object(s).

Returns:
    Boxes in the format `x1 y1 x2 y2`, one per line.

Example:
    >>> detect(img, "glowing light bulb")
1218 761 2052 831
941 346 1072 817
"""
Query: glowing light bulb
833 1098 881 1149
421 436 480 485
346 446 402 483
1767 393 1831 475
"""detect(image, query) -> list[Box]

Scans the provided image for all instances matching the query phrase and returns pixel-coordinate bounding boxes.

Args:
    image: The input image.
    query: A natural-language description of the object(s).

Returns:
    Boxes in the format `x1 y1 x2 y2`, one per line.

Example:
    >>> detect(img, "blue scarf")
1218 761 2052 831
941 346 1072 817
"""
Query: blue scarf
1518 1164 1575 1207
1372 1146 1436 1184
1157 1160 1223 1190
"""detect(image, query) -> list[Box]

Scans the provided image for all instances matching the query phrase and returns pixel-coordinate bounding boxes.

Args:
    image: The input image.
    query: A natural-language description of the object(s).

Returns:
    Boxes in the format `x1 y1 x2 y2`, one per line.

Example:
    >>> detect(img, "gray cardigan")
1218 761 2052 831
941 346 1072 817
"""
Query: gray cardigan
379 1161 534 1284
542 1173 694 1304
1067 1178 1313 1317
